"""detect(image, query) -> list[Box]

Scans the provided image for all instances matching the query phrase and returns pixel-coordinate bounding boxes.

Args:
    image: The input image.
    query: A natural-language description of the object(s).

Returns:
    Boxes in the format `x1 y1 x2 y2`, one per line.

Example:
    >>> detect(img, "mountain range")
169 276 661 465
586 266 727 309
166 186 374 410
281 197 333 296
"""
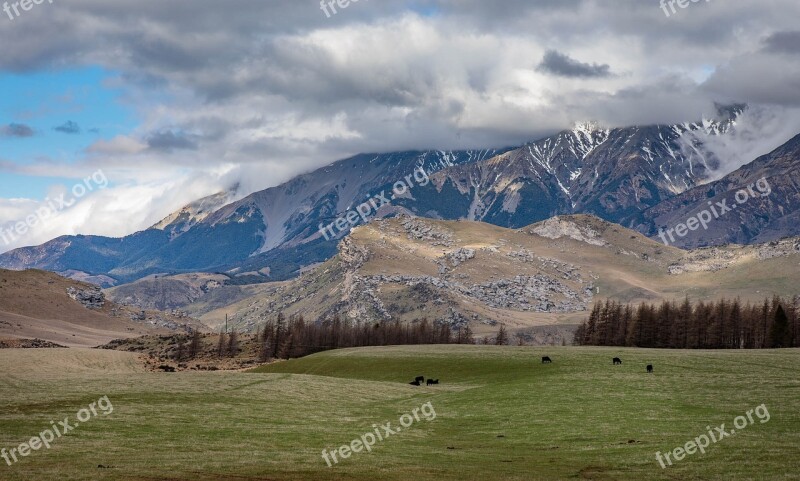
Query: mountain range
2 106 799 288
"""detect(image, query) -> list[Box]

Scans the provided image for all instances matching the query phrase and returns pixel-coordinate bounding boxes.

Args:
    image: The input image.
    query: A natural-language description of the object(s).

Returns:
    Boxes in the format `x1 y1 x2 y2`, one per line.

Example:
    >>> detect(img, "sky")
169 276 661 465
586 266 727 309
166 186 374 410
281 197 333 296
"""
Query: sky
1 0 800 252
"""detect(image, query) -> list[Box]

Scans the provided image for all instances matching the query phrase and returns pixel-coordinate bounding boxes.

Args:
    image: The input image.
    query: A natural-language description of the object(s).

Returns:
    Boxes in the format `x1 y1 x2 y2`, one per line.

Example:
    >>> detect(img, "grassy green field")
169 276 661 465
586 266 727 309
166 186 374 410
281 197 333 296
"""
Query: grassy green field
0 346 798 480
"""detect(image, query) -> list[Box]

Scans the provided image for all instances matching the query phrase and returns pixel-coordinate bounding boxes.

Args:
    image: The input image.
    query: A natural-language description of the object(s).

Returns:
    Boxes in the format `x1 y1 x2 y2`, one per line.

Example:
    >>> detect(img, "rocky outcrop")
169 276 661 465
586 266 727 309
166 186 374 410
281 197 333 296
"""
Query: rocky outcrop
338 236 371 270
66 286 105 309
401 217 454 246
530 218 608 247
446 248 475 267
668 237 800 275
366 273 592 313
757 238 800 260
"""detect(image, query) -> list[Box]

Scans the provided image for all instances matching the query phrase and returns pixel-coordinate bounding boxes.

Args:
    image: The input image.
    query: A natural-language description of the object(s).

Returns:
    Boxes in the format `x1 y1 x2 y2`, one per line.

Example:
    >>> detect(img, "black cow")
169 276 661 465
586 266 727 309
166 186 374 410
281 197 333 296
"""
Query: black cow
427 379 439 386
613 357 622 365
158 365 175 373
415 376 425 384
541 356 552 364
647 364 653 373
409 380 421 386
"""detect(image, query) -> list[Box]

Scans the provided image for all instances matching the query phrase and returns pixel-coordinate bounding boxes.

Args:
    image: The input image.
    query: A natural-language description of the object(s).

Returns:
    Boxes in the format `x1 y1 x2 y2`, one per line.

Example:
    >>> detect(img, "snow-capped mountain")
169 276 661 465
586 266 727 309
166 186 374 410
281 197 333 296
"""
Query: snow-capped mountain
393 112 739 228
5 106 793 286
637 132 800 248
0 150 508 285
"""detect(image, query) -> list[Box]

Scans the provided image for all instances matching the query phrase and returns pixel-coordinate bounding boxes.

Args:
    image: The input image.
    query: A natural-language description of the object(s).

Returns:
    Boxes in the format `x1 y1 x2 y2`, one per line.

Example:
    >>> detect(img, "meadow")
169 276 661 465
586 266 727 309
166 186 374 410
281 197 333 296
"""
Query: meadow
0 345 798 480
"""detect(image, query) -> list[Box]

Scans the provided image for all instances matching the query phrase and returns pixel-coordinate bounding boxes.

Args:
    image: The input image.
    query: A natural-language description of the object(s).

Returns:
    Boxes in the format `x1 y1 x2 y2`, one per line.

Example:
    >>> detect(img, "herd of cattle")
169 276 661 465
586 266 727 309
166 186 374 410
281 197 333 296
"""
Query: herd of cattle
409 376 438 386
608 357 653 372
408 357 655 385
543 356 654 372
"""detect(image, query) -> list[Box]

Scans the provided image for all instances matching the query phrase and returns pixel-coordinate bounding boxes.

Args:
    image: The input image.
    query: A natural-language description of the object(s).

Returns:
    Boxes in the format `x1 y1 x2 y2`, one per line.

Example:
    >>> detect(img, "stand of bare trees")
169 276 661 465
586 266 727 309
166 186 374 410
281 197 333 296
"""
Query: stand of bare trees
574 296 800 349
256 314 476 360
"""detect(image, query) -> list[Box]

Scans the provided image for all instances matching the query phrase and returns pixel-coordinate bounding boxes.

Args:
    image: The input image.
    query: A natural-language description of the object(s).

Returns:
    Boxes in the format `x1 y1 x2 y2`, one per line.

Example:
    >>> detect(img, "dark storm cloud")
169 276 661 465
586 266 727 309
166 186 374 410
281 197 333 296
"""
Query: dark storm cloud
146 130 198 152
1 0 799 174
3 0 800 248
53 121 81 134
536 50 612 78
702 52 800 106
0 123 35 138
763 31 800 55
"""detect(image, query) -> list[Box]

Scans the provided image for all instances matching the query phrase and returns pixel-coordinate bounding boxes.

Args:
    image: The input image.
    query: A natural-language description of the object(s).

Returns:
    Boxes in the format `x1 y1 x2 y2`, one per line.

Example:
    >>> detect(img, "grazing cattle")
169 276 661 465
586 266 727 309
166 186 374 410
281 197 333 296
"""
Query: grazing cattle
647 364 653 373
427 379 439 386
409 380 421 386
613 357 622 365
415 376 425 384
541 356 552 364
158 365 175 373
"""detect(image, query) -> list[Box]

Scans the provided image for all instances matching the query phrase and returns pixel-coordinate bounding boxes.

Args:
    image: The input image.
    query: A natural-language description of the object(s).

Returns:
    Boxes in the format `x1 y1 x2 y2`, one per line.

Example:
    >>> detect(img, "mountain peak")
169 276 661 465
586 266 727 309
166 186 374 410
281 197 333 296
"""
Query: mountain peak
151 186 240 238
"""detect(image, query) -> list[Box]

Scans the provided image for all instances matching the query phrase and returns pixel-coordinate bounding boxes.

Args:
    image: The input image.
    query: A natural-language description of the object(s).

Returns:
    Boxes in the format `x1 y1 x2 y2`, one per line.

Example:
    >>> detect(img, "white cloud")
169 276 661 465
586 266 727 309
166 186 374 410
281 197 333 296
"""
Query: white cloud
86 135 148 155
1 0 800 251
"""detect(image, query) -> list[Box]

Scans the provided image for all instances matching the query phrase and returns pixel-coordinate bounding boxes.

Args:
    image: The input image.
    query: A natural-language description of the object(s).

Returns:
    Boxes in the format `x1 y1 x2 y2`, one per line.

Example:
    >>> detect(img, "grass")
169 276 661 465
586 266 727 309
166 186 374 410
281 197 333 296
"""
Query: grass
0 346 798 480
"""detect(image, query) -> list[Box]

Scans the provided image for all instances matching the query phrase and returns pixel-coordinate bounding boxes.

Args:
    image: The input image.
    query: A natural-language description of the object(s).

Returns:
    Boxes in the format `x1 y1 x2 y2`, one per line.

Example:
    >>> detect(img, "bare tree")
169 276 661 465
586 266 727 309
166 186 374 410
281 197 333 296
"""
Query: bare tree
495 324 508 345
188 330 202 359
217 332 227 358
227 331 239 358
174 337 185 362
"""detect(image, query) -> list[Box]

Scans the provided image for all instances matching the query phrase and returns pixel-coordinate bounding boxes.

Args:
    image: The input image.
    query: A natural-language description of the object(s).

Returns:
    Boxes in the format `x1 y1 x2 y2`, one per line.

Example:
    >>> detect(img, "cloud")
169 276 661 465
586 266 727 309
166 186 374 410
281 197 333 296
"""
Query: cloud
146 130 198 152
53 120 81 134
86 135 147 155
536 50 612 78
702 53 800 106
1 0 800 250
679 105 800 181
763 30 800 55
0 123 35 138
0 171 236 252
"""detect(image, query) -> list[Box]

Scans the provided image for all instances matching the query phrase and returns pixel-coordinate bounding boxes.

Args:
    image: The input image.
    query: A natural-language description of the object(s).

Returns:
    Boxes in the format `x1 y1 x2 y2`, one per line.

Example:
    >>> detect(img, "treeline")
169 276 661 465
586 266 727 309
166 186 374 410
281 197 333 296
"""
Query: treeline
574 296 800 349
222 313 478 361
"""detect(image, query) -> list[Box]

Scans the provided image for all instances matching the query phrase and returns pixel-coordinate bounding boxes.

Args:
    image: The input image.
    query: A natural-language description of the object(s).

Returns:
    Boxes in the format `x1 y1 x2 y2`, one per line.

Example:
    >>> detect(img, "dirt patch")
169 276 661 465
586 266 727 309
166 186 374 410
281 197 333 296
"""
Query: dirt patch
0 337 67 348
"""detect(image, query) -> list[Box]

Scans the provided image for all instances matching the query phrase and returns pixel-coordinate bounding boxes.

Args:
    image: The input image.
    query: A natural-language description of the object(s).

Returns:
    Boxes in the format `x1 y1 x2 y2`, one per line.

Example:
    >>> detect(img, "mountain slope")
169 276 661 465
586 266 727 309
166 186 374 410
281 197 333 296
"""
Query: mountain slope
393 117 737 230
0 269 204 347
638 133 800 248
217 215 800 336
0 150 507 284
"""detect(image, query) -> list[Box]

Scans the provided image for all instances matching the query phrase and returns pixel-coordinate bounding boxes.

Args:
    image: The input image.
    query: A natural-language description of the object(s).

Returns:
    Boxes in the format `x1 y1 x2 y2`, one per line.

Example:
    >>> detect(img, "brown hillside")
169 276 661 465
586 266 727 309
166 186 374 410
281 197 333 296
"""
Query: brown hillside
216 215 800 342
0 269 206 347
